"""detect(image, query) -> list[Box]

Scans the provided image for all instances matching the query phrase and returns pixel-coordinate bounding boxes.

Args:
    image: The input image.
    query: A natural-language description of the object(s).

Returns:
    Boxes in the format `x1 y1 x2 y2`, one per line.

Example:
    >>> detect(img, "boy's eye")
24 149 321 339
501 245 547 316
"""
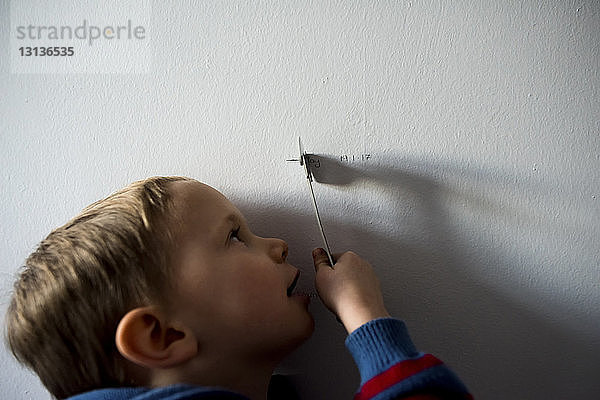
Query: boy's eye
229 227 243 243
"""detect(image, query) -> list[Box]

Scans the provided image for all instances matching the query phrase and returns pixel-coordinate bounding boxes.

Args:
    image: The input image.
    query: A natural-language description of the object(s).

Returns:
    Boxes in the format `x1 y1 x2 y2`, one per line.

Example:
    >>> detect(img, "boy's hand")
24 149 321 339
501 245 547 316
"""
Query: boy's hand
313 248 390 334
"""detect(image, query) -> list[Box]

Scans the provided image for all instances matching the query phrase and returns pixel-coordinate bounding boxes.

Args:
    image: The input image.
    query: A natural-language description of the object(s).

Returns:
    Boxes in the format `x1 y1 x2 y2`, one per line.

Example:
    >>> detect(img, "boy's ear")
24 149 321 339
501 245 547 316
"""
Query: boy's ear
115 306 198 369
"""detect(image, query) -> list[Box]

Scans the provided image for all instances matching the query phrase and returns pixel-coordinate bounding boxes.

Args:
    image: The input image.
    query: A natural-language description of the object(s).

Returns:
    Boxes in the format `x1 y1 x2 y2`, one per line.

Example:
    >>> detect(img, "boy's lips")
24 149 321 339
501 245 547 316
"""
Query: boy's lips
286 270 300 297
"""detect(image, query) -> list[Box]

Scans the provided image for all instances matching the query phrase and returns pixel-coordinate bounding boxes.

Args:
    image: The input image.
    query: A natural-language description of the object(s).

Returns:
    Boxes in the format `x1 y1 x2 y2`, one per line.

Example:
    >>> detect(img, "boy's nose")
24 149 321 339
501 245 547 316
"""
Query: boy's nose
267 238 288 263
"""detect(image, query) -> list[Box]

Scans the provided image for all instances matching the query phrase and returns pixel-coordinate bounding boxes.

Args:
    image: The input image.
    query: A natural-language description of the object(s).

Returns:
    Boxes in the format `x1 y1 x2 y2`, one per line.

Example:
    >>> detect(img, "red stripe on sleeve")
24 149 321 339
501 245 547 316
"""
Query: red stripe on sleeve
354 354 443 400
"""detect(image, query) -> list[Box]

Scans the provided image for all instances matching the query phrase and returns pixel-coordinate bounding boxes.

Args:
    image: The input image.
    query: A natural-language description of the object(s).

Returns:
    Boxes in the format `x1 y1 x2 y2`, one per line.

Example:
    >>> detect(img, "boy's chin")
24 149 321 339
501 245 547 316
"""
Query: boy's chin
297 303 315 333
272 317 315 372
299 313 315 340
280 313 315 354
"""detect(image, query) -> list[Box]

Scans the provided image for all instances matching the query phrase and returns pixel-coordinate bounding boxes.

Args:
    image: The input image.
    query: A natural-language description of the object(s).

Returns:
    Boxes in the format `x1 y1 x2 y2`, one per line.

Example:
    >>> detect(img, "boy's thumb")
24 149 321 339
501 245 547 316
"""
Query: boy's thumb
312 248 332 270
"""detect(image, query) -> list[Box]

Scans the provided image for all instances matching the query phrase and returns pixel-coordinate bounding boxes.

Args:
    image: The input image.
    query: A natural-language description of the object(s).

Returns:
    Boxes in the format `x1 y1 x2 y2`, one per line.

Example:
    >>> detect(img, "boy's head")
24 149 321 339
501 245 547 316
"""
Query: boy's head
5 177 314 399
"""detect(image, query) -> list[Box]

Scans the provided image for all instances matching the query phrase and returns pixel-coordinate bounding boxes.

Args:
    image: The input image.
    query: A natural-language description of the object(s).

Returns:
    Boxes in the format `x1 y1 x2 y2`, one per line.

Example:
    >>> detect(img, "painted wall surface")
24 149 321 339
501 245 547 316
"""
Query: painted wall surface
1 1 599 398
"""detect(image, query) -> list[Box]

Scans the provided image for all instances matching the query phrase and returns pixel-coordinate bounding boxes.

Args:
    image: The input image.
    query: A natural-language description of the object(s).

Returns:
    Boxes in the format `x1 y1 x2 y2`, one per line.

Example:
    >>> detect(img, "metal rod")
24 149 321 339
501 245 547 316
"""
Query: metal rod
306 177 335 267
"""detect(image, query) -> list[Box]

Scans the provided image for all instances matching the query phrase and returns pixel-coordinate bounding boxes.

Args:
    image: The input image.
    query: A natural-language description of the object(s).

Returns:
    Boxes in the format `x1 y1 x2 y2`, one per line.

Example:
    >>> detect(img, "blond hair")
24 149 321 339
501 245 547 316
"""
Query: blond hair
5 176 193 399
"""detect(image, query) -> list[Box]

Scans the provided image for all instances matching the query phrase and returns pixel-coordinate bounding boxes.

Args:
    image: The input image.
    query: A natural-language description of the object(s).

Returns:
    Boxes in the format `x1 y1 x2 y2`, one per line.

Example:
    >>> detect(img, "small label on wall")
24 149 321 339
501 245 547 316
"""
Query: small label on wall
339 154 372 163
305 154 373 170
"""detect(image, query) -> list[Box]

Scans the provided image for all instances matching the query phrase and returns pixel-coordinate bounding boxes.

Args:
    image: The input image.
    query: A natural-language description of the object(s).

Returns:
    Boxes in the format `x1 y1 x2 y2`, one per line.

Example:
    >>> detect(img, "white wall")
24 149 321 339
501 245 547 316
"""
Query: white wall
1 1 599 398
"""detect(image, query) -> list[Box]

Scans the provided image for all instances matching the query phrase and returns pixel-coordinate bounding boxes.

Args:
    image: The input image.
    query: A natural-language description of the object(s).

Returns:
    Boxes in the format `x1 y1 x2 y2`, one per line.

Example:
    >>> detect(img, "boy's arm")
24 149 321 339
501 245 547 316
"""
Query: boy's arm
345 318 471 400
313 249 472 400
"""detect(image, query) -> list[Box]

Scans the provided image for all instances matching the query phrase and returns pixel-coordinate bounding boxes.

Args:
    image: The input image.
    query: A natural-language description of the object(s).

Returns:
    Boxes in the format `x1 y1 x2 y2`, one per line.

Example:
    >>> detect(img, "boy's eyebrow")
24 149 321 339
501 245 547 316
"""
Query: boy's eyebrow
225 213 242 224
220 213 243 232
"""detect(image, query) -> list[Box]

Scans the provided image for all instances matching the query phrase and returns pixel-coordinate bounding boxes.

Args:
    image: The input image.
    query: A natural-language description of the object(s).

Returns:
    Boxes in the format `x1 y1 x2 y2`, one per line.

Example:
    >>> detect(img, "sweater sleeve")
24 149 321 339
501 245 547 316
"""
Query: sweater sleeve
345 318 472 400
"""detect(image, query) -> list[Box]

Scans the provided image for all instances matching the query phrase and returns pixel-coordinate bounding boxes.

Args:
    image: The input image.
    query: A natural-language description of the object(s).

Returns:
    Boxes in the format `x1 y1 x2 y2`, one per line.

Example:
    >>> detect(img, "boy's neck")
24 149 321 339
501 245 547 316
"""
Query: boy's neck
149 355 276 400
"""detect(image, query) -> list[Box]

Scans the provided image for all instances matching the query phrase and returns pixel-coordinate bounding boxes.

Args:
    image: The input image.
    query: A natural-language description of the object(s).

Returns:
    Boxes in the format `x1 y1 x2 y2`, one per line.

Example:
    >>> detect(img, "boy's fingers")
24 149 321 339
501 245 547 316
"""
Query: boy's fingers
312 248 332 270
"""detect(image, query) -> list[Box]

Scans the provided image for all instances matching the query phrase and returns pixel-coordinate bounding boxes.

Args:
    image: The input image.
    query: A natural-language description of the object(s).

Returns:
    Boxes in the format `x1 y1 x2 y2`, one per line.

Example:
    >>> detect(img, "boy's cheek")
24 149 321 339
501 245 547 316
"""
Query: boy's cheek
229 270 280 299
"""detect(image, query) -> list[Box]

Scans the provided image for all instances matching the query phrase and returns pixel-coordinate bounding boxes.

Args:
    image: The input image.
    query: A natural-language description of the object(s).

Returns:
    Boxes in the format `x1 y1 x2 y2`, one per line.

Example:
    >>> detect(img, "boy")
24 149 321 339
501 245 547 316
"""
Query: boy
5 176 471 399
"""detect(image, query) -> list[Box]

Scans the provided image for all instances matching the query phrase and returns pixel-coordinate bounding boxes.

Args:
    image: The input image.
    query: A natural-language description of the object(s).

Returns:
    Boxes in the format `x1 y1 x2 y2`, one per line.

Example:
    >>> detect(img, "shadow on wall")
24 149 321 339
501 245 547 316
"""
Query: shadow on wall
236 155 599 400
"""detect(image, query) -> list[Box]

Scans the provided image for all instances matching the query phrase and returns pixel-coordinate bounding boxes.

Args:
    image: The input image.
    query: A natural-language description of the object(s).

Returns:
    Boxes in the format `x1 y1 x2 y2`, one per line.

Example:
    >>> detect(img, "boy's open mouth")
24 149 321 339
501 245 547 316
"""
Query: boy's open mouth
287 271 300 297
